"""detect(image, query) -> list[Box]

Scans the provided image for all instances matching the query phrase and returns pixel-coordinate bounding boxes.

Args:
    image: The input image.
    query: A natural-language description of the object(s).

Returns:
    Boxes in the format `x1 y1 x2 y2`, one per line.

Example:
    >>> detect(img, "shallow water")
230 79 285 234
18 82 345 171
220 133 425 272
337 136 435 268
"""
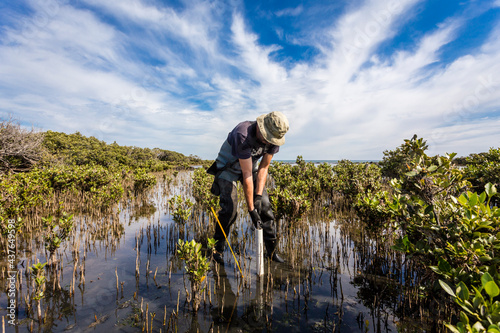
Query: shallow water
1 171 430 332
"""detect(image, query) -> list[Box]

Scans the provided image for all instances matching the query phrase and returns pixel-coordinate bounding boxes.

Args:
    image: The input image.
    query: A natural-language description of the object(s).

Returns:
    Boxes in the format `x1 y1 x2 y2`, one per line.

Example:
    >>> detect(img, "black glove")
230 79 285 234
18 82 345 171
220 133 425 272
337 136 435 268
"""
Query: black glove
254 194 263 214
249 209 262 230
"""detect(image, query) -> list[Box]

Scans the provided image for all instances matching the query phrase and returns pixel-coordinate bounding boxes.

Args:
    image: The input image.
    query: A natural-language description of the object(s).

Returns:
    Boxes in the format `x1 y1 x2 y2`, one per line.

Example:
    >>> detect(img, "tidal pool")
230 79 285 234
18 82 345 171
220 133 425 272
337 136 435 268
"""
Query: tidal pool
1 170 434 332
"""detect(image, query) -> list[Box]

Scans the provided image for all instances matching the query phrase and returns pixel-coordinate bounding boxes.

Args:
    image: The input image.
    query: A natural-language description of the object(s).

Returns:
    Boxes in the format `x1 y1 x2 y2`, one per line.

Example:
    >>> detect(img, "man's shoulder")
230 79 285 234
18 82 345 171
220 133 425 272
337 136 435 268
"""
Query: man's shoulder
230 121 255 141
233 120 255 133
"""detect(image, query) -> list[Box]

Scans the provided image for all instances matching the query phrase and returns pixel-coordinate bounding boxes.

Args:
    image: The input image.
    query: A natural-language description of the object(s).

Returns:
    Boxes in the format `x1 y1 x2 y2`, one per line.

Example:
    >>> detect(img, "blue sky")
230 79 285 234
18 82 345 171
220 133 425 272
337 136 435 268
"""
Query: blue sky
1 0 499 160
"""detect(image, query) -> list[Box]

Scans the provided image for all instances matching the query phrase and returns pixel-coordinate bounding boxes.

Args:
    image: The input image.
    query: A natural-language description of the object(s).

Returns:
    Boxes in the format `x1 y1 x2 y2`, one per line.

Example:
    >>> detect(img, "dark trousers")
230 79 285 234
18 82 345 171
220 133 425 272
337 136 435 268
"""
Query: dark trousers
213 177 277 248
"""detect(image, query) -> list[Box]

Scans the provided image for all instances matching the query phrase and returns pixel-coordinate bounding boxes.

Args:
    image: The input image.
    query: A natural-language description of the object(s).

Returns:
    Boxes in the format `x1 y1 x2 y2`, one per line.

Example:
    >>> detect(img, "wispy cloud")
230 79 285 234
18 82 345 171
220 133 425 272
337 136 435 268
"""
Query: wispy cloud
275 5 304 17
0 0 499 159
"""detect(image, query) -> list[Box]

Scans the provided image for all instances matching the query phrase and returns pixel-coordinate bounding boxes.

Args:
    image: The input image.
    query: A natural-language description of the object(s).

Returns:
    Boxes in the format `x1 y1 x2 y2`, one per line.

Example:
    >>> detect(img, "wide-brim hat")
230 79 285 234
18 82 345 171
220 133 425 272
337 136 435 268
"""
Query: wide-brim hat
256 111 289 146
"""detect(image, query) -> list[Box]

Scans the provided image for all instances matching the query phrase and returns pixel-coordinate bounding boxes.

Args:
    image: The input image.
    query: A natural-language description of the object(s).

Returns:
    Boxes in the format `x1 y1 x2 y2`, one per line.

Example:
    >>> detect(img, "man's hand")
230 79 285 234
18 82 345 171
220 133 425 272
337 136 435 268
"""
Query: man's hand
254 194 263 214
249 209 262 230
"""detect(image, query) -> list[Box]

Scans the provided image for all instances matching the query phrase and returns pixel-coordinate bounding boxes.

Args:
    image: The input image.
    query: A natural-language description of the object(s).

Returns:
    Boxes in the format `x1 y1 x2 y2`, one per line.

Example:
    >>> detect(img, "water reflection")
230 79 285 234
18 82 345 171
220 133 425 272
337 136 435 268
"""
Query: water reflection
0 170 441 332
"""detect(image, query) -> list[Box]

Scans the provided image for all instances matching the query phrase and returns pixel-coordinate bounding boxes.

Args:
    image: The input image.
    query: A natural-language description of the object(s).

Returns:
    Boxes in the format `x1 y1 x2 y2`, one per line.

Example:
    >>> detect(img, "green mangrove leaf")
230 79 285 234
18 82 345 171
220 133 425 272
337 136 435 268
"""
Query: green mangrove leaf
472 321 485 332
439 280 456 297
485 183 497 197
479 192 487 204
484 281 500 298
479 219 493 226
458 194 468 206
460 311 470 325
473 285 486 302
430 266 441 275
438 258 452 273
473 295 482 310
457 281 470 301
479 255 492 262
488 324 500 333
491 301 500 317
405 170 418 177
427 165 438 172
469 193 478 207
444 324 461 333
482 272 495 286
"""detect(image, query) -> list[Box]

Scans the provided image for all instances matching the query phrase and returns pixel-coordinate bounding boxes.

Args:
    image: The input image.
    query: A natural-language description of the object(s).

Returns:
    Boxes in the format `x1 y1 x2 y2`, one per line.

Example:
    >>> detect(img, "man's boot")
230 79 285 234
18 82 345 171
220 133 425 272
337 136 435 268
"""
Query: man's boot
265 240 284 263
213 239 225 265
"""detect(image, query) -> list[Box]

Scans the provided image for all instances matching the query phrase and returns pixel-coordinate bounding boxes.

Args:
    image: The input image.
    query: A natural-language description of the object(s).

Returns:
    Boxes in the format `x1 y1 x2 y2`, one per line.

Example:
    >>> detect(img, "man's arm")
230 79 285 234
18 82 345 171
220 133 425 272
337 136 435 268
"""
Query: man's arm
255 153 273 196
239 157 255 211
240 153 273 212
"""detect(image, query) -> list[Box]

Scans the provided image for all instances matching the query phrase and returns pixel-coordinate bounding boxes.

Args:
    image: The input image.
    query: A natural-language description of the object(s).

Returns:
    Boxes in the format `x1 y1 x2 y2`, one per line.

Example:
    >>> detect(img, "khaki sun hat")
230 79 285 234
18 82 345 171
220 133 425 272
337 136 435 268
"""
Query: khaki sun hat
256 111 289 146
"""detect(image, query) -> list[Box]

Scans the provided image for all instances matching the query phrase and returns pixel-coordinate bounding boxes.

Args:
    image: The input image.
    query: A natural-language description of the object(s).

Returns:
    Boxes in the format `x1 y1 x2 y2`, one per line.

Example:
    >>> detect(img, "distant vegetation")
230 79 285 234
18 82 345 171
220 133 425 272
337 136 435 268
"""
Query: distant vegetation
42 130 203 171
0 117 207 225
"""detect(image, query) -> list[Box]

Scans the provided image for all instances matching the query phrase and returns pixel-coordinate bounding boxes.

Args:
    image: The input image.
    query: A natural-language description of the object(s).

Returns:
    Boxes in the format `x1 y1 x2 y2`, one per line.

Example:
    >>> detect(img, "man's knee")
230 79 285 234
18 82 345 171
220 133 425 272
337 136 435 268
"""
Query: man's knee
261 219 277 240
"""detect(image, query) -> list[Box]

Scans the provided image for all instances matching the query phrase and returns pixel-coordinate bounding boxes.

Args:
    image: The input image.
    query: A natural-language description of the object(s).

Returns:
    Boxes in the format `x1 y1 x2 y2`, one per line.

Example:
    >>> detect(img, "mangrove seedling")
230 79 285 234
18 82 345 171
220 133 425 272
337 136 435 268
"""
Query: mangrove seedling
192 167 220 210
207 237 217 261
168 195 193 224
177 239 210 312
42 213 74 266
29 261 47 322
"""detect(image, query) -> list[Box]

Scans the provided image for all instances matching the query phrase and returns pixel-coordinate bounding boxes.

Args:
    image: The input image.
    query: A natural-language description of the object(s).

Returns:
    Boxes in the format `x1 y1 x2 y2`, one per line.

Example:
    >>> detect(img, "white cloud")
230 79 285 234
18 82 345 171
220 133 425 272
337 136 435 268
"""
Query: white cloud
0 0 499 160
231 14 287 85
329 0 421 70
266 0 500 159
275 5 304 17
81 0 224 61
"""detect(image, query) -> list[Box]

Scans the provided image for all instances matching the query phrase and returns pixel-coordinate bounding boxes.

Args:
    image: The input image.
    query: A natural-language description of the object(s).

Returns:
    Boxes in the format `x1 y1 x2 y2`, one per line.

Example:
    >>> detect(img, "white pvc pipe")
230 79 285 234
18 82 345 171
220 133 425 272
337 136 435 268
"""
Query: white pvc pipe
256 268 264 318
256 228 264 276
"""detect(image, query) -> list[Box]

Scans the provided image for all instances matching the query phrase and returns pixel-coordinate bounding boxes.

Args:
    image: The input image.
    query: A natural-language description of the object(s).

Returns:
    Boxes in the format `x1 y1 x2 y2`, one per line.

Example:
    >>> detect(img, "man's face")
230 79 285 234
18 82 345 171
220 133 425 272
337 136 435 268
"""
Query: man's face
256 126 269 145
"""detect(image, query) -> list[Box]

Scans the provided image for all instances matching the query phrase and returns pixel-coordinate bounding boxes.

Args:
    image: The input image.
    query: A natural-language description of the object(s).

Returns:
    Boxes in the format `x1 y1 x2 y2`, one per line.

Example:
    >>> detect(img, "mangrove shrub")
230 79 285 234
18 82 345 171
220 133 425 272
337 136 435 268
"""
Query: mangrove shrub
365 137 499 332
